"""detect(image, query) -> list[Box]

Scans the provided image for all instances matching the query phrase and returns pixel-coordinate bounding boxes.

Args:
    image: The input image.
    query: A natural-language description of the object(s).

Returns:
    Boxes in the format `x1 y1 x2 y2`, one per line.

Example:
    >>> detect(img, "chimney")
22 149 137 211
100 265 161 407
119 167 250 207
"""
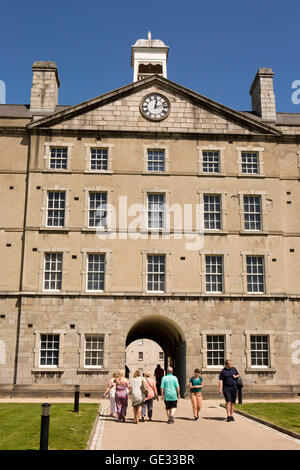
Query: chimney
249 68 276 121
30 61 60 114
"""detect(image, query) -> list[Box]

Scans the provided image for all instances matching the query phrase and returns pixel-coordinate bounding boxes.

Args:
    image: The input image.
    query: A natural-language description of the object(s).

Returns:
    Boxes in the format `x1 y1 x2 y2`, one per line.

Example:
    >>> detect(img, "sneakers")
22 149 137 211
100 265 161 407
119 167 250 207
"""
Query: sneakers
227 416 235 422
170 415 174 423
167 419 172 424
194 416 199 421
141 416 145 422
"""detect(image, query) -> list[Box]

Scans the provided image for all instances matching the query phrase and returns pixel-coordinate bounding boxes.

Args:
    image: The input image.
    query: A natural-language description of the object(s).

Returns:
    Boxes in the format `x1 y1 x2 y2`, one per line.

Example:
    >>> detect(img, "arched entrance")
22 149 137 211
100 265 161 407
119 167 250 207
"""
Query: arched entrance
126 315 186 397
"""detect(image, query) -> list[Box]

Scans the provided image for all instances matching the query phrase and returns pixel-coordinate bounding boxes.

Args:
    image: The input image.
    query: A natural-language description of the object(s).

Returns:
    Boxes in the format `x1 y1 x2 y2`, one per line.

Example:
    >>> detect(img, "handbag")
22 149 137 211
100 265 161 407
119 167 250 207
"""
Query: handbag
141 378 149 398
236 376 243 388
146 378 159 401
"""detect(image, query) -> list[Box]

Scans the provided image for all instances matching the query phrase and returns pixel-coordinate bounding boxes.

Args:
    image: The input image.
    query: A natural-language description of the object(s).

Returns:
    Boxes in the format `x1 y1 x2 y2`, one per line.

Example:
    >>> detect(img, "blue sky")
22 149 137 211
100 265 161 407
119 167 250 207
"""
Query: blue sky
1 0 300 112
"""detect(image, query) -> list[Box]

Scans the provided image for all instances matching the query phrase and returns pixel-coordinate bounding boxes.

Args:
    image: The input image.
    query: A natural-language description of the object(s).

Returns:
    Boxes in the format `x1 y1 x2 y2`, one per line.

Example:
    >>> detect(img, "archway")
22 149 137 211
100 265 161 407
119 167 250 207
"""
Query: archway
126 315 186 397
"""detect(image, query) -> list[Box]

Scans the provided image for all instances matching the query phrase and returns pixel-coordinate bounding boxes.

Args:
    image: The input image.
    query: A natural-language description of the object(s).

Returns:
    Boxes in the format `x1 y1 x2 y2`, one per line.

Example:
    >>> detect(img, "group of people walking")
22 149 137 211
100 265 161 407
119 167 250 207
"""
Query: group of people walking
104 369 159 423
104 360 241 424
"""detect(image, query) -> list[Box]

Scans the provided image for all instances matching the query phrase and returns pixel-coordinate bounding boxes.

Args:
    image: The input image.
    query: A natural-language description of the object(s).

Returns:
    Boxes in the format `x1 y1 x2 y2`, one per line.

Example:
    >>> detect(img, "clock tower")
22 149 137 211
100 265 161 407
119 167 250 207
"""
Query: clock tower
131 31 169 82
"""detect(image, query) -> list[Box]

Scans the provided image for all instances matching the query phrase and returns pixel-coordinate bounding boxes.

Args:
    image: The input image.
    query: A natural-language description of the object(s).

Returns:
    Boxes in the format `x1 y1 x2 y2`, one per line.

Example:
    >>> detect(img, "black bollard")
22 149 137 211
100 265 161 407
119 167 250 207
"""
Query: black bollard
40 403 51 451
74 385 80 413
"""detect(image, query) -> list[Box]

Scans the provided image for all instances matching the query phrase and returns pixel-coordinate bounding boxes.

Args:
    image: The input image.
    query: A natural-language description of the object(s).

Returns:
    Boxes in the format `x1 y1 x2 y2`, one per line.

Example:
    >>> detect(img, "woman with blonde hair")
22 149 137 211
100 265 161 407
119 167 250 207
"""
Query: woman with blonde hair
141 371 158 422
114 369 130 422
130 370 147 424
104 371 119 417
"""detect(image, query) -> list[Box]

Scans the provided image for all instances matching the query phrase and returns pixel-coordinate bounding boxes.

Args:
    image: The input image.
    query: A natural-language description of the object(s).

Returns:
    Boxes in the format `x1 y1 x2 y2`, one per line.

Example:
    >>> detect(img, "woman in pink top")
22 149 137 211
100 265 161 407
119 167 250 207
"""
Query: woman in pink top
141 371 158 422
114 370 131 422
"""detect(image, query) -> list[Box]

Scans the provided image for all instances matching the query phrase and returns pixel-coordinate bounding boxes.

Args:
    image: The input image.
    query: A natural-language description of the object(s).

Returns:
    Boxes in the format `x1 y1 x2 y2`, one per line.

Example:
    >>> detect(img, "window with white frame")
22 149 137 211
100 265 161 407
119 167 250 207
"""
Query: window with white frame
206 335 225 367
246 256 264 293
204 195 221 230
244 195 262 231
90 148 108 171
250 335 269 367
84 335 104 368
40 334 60 367
241 151 259 174
87 253 105 291
147 254 165 292
138 352 143 361
147 193 165 229
147 149 165 172
88 192 107 228
49 147 68 170
205 255 223 293
47 191 66 227
43 253 63 291
202 150 220 173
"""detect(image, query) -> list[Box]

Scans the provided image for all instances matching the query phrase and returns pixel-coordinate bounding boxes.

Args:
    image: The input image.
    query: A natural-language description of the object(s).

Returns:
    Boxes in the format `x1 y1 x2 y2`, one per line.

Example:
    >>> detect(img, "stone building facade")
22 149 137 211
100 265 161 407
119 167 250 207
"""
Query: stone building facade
0 34 299 397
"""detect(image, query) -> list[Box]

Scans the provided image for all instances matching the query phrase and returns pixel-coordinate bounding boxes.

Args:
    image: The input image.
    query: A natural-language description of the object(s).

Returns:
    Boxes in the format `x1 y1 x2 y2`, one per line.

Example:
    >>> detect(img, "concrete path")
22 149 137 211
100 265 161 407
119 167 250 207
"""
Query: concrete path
96 398 300 450
0 396 299 450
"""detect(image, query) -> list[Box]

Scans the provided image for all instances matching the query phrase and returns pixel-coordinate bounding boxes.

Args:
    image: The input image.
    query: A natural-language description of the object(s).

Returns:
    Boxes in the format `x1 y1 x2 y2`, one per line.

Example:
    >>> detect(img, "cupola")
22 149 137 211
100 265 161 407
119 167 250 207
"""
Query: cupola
131 32 169 82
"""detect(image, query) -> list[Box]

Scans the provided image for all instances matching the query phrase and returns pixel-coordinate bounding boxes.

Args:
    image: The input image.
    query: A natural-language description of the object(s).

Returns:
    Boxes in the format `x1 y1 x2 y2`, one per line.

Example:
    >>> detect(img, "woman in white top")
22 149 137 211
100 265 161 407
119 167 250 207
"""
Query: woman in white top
104 371 119 417
130 370 147 424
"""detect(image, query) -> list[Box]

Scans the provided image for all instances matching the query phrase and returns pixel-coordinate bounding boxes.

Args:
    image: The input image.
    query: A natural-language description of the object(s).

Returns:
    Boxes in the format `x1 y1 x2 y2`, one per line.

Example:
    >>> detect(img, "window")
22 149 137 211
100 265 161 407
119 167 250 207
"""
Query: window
244 196 262 231
40 334 59 367
90 148 108 171
138 352 143 361
147 149 165 172
49 147 68 170
147 194 165 229
85 335 104 368
204 195 221 230
207 335 225 367
159 351 164 360
246 256 264 293
47 191 66 227
147 255 165 292
205 255 223 293
138 339 143 346
87 254 105 291
241 151 259 174
250 335 269 367
89 192 107 228
43 253 63 291
202 151 220 173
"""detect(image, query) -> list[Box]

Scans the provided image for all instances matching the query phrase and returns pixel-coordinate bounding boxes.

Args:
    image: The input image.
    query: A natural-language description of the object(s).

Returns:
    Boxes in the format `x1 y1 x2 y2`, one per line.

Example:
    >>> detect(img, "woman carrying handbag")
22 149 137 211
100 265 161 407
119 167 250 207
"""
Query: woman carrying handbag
141 371 158 422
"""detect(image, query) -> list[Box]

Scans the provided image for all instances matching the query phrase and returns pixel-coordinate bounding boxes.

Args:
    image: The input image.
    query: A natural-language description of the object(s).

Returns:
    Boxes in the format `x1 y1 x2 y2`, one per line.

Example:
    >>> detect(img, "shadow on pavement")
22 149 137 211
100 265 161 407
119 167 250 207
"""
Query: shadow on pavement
202 416 226 421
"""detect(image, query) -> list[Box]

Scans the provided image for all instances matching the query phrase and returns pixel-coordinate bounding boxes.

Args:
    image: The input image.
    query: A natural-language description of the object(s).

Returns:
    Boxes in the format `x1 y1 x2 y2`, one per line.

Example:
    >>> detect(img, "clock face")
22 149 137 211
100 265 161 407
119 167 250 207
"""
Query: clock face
140 93 170 121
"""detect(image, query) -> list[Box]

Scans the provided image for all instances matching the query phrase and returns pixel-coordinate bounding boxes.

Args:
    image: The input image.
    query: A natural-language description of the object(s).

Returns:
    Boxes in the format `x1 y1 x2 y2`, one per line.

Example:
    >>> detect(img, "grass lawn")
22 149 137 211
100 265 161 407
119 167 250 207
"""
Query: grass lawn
0 403 99 450
235 403 300 435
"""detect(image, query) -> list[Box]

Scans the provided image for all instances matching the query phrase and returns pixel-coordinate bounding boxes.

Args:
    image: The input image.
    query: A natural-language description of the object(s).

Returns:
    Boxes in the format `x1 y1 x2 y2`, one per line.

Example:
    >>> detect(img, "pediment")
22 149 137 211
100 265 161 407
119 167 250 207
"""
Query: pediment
27 76 281 136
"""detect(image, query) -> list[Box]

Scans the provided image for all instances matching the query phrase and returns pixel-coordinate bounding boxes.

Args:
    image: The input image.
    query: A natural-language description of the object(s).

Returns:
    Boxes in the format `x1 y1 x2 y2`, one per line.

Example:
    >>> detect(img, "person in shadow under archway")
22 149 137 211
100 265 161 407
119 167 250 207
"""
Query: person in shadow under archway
154 364 164 396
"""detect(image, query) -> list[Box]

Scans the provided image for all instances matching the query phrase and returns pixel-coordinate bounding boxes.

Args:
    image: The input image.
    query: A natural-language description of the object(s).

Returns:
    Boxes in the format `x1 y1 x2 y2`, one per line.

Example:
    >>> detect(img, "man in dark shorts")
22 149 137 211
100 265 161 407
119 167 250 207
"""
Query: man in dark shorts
219 359 240 422
160 366 180 424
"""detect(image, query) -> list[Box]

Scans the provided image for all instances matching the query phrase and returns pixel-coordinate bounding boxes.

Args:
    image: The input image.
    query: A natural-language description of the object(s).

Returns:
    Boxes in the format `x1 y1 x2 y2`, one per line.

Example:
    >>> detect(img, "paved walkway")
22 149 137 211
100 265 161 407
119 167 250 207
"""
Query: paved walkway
0 396 299 450
96 398 300 450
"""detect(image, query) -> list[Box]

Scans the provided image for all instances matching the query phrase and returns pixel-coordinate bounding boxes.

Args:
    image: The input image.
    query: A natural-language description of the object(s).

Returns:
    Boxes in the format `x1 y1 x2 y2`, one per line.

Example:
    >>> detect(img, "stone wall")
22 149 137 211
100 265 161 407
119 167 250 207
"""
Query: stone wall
0 295 298 393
